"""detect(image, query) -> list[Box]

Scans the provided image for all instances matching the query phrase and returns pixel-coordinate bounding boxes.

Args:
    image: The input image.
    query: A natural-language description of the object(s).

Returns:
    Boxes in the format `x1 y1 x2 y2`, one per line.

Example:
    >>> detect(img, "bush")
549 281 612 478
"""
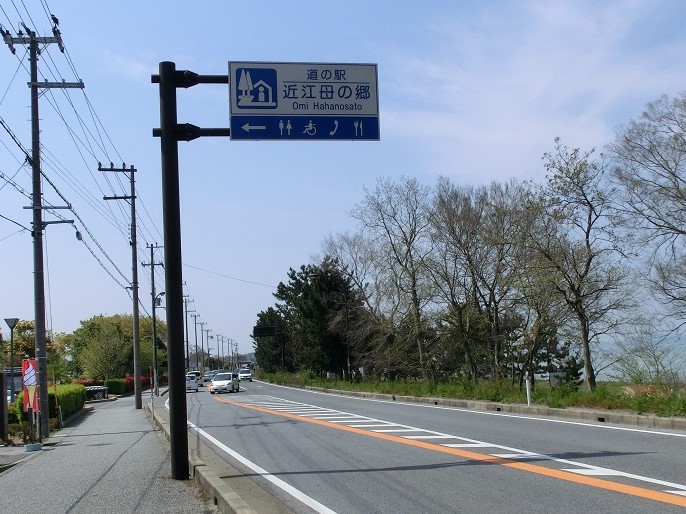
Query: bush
12 384 85 423
104 378 125 395
7 401 19 424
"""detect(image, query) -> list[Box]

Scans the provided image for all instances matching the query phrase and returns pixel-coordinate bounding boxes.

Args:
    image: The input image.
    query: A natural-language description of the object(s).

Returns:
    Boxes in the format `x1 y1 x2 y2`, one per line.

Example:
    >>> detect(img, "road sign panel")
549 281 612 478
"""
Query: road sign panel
229 62 379 140
230 115 379 140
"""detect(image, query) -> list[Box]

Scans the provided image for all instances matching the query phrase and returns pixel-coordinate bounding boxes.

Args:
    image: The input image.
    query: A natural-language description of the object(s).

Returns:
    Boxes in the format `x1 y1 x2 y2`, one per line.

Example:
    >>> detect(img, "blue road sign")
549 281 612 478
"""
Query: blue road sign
229 62 379 141
230 115 379 140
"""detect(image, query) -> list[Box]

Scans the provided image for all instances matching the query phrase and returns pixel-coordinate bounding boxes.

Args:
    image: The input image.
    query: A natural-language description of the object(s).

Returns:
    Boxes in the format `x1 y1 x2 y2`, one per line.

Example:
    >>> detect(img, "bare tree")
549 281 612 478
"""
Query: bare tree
610 321 685 386
323 230 393 323
609 92 686 326
528 139 631 391
428 178 530 381
351 177 435 381
428 179 481 380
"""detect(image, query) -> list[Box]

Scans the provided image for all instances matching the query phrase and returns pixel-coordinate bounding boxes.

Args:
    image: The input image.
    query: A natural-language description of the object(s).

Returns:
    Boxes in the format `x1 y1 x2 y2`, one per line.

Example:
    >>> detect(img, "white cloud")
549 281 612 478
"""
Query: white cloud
379 0 686 184
101 50 155 83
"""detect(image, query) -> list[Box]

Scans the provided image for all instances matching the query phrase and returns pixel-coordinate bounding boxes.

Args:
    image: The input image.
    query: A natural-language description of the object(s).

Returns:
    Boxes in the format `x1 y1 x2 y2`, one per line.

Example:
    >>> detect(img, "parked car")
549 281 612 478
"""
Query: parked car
208 372 239 394
185 373 199 392
238 368 252 382
187 370 202 386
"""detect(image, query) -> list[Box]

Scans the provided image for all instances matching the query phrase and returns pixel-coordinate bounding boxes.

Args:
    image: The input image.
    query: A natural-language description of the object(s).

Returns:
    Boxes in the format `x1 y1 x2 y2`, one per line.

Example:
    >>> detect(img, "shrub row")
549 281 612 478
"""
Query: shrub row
74 376 153 394
263 372 686 417
12 383 86 423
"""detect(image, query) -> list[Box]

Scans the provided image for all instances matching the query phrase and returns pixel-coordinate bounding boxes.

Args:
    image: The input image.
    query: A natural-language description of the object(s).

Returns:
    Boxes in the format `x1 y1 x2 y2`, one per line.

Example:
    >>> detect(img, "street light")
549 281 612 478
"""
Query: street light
4 318 19 402
152 291 165 396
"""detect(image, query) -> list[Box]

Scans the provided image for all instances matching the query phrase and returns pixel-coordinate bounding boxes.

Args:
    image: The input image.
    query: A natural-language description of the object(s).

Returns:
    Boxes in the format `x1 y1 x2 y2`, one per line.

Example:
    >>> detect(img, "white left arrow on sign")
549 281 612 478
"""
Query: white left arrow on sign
241 123 266 132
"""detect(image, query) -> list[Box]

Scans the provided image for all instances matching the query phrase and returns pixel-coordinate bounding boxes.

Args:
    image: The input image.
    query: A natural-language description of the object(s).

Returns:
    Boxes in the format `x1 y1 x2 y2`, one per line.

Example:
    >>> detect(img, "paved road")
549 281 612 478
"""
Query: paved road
187 380 686 514
0 395 217 514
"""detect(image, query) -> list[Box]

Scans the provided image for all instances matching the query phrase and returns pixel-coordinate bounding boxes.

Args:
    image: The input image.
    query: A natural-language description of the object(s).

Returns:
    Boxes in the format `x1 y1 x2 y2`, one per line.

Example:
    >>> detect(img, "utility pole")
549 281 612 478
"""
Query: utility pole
189 312 198 369
183 295 193 372
197 319 206 371
204 329 213 371
142 243 163 395
219 335 225 369
101 163 143 409
3 22 84 438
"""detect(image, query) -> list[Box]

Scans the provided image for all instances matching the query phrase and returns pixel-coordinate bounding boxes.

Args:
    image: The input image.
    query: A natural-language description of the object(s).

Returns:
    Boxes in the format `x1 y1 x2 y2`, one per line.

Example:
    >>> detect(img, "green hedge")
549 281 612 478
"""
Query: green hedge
13 384 86 423
104 378 125 395
53 384 87 419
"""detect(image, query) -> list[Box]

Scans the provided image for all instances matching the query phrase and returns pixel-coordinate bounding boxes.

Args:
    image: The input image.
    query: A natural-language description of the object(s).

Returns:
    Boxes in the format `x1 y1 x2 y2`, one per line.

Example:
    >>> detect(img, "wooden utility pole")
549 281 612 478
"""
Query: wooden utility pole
101 163 143 409
2 22 83 438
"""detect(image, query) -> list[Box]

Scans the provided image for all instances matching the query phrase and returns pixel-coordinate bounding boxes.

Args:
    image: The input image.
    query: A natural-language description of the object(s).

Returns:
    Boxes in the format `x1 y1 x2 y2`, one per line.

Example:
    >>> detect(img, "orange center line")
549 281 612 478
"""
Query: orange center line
214 396 686 508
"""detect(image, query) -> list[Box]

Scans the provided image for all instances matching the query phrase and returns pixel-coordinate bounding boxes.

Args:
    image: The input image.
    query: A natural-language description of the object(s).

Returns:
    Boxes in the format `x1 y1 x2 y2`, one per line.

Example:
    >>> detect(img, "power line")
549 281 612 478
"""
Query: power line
184 263 277 288
0 212 29 231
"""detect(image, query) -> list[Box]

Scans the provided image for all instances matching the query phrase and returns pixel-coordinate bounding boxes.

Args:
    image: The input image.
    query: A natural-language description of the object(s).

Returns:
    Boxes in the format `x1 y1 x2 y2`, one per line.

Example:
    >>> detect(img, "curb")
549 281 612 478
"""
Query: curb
145 403 257 514
299 386 686 430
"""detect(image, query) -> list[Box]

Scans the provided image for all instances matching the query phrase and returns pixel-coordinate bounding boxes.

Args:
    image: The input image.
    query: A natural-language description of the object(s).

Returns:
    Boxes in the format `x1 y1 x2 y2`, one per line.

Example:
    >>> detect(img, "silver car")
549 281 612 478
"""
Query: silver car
209 372 239 394
185 373 199 392
238 368 252 382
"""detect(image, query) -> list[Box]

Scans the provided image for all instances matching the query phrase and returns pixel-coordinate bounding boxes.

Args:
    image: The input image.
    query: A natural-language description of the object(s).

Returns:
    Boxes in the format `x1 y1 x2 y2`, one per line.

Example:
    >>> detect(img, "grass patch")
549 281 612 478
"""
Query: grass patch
258 371 686 417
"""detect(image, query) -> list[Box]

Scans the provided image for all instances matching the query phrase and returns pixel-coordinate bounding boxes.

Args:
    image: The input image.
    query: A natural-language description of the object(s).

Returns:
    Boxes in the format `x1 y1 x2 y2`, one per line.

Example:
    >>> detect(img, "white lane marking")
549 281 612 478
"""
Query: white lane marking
348 424 396 428
564 468 626 476
163 398 338 514
187 420 338 514
490 453 539 459
230 395 686 495
371 428 423 433
404 435 456 440
441 443 494 448
259 381 686 438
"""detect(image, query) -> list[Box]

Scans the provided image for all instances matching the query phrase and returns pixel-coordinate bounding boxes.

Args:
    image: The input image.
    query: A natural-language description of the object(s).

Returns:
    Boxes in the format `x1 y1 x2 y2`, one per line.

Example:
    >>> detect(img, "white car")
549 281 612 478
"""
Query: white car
238 368 252 382
185 373 199 392
209 372 239 394
186 370 202 386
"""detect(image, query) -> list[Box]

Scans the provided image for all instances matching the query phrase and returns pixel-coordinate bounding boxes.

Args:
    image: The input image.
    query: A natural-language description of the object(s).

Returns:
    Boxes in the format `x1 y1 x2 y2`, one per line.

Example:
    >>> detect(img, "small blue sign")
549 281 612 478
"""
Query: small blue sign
230 115 379 140
234 68 278 110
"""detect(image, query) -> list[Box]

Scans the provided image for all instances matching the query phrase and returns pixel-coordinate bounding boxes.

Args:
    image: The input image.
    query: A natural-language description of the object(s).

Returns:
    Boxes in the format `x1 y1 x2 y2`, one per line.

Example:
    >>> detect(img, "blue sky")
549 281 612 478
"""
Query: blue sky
1 1 685 355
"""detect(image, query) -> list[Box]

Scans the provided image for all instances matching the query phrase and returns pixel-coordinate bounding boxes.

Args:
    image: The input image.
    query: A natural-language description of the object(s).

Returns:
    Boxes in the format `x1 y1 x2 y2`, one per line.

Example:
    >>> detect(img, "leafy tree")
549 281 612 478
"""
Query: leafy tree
273 258 353 375
79 322 130 380
8 320 39 359
71 314 166 379
253 307 290 373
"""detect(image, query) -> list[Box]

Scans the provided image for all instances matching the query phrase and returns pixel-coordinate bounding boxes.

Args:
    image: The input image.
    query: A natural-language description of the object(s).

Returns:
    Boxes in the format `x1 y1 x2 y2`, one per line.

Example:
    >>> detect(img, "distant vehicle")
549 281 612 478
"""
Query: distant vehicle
202 370 217 384
186 370 202 386
209 372 239 394
238 368 252 382
185 373 199 392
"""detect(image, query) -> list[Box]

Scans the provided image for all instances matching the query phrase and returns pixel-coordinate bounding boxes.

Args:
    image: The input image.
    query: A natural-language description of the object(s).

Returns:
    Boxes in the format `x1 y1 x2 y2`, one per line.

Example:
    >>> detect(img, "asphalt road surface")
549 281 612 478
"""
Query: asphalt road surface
185 380 686 514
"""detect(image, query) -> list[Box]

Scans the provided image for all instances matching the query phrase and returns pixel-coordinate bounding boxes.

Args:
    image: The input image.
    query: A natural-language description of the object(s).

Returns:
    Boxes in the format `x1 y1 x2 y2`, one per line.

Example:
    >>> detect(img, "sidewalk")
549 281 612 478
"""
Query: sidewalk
0 394 217 514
